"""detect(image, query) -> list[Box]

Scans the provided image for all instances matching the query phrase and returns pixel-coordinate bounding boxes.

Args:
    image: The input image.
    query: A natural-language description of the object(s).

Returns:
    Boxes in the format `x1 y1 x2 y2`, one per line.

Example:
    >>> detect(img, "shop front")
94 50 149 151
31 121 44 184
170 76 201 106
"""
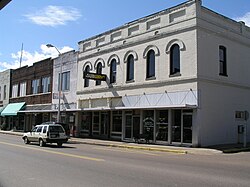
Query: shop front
79 110 122 140
78 90 197 146
123 109 193 146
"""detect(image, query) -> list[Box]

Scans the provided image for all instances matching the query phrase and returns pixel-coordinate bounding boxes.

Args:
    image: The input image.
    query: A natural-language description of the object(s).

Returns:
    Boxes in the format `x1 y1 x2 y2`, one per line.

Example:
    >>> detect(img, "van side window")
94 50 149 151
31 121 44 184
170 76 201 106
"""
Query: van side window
36 126 43 133
43 126 47 133
32 127 37 132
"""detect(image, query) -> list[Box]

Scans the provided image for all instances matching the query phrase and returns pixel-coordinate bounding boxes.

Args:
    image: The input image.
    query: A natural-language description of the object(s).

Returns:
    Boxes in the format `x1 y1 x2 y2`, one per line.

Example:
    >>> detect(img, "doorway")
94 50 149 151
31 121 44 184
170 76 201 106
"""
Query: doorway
100 112 109 138
124 112 140 140
171 109 192 145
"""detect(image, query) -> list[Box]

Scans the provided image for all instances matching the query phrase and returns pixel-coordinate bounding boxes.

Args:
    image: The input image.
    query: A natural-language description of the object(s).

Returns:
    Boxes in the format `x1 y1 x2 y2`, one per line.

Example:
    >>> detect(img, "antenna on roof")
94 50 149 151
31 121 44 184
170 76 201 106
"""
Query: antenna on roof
19 43 23 68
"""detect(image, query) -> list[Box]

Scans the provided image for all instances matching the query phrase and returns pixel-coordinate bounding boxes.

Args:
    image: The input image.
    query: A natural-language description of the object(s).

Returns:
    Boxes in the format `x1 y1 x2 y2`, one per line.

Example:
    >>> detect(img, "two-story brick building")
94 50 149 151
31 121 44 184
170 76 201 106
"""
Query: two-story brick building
3 58 53 131
76 0 250 147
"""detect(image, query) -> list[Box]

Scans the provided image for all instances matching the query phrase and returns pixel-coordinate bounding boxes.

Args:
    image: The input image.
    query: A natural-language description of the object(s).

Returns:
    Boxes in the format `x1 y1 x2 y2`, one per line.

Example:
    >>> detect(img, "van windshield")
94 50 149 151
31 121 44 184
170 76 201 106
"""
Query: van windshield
49 126 64 133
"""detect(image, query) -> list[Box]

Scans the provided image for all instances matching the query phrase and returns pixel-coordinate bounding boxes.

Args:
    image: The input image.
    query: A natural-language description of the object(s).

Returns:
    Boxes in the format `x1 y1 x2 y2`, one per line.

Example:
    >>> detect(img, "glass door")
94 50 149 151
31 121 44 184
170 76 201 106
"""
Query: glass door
183 113 192 144
171 110 181 143
171 110 193 144
125 115 140 140
100 112 109 137
132 116 140 139
125 115 132 139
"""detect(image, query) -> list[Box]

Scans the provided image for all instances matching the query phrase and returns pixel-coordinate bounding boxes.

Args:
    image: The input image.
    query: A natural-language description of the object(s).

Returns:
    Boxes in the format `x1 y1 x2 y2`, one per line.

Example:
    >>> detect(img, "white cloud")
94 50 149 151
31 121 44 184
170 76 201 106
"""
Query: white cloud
0 44 73 71
25 5 82 27
235 12 250 27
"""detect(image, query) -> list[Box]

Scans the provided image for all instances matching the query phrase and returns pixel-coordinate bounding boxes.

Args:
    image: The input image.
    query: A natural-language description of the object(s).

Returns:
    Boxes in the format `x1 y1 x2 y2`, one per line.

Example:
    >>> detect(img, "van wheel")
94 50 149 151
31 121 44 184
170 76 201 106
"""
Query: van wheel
39 139 45 147
24 137 30 144
57 142 63 147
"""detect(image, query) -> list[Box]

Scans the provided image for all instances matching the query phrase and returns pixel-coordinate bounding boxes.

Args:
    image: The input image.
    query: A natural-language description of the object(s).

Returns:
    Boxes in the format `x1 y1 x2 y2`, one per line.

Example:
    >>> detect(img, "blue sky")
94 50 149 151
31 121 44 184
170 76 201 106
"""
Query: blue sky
0 0 250 71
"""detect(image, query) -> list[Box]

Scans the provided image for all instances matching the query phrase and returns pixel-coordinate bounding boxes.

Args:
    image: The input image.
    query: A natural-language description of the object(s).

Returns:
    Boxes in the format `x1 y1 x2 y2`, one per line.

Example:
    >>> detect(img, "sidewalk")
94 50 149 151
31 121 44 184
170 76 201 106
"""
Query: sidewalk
1 130 249 155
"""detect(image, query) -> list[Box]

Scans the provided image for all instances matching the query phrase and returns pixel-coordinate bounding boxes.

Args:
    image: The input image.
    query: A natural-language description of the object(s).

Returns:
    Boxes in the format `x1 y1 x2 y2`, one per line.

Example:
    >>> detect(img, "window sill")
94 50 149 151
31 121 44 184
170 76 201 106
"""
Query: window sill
126 80 135 84
169 73 181 77
145 76 156 81
219 73 228 77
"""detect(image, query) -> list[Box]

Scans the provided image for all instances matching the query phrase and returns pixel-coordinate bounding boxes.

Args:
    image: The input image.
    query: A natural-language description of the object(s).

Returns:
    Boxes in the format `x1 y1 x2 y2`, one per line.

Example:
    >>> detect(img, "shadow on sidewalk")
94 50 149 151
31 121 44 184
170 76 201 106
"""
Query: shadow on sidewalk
207 143 250 154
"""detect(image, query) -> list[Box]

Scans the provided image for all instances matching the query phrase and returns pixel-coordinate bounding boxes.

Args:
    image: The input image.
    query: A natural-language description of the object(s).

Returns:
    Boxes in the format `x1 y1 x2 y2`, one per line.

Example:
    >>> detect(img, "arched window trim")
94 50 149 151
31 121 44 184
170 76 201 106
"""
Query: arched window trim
143 45 160 58
124 50 138 63
94 58 105 69
107 54 120 66
166 39 185 54
82 61 93 72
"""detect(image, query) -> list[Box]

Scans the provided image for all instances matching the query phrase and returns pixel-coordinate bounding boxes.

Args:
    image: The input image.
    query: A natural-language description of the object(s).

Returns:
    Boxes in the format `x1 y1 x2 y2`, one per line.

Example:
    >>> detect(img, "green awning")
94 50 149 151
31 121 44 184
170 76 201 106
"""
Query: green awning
1 102 26 116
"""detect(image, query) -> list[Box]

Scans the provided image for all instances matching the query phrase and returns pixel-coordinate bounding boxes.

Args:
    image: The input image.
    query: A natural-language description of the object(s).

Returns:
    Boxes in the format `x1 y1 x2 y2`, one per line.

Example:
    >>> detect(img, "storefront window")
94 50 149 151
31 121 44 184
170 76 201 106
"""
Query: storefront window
93 112 100 134
156 110 168 142
112 111 122 133
143 110 154 140
81 112 91 133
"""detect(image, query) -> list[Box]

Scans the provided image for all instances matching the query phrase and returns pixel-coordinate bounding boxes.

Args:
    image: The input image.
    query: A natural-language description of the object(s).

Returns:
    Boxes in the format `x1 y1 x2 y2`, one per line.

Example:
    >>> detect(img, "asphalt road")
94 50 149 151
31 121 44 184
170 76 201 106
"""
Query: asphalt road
0 134 250 187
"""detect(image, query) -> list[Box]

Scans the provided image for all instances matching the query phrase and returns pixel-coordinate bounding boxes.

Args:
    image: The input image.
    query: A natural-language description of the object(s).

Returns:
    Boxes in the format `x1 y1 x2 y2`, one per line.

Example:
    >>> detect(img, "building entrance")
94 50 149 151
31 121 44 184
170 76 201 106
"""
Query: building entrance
124 112 140 140
171 110 192 145
100 112 109 138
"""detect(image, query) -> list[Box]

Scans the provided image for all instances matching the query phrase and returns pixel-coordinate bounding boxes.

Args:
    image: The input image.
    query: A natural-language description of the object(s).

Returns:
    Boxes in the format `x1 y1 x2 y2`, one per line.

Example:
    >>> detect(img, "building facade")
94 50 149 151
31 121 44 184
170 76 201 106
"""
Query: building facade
52 50 78 133
7 58 53 131
0 69 12 129
76 0 250 147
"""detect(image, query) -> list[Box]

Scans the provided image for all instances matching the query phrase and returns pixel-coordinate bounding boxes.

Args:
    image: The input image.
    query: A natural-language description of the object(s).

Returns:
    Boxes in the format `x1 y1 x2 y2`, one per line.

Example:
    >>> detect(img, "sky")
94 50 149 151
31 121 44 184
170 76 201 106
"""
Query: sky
0 0 250 72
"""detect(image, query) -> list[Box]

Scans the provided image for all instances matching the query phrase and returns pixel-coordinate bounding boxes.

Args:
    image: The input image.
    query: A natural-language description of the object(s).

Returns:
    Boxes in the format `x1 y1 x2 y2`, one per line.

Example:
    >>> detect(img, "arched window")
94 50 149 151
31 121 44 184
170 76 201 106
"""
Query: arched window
146 50 155 78
84 65 90 87
110 59 117 84
170 44 180 75
96 62 102 86
127 55 134 81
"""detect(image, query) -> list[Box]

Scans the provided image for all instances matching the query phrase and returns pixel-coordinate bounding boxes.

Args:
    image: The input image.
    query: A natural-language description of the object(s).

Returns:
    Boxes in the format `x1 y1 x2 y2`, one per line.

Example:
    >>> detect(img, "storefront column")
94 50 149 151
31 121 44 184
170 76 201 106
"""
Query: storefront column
168 109 172 144
74 112 80 137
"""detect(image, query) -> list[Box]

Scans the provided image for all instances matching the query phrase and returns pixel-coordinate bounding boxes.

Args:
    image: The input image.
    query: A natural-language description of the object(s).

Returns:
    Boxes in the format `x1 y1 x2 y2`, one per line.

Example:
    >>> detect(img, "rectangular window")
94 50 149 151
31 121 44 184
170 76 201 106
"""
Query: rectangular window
32 79 40 94
19 82 26 97
219 46 227 76
4 85 6 100
42 76 51 93
59 71 70 91
112 111 122 133
0 86 2 100
235 111 247 120
12 84 18 98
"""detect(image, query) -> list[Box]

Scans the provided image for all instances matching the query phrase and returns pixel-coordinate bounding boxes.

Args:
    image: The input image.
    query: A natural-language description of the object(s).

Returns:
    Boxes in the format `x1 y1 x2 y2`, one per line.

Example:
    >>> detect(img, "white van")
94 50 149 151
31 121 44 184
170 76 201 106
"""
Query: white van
22 123 68 147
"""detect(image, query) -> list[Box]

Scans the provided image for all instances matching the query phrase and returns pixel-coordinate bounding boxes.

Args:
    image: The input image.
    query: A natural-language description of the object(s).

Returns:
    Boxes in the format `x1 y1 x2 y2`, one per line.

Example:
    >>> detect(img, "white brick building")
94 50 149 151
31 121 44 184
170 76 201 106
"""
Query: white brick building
52 50 78 131
76 0 250 147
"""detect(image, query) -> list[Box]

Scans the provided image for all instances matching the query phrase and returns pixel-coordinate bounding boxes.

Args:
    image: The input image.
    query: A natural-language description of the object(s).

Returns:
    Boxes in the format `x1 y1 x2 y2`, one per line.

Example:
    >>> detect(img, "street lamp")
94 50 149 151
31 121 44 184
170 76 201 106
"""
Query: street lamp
46 44 62 122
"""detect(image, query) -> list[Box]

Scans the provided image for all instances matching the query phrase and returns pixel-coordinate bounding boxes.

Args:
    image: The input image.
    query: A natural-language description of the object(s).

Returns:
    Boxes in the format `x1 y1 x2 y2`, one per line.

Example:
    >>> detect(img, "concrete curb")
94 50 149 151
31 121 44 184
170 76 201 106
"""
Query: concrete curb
0 130 226 155
69 140 188 154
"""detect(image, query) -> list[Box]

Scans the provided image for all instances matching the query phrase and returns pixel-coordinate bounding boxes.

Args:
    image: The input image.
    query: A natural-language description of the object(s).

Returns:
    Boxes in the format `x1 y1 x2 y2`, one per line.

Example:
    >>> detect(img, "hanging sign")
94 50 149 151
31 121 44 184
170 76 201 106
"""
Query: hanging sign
83 72 107 81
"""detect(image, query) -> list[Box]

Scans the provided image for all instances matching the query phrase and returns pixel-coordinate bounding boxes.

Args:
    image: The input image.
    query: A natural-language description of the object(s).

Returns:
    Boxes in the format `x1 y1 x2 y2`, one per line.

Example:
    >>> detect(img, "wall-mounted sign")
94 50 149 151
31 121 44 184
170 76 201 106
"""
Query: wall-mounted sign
83 72 107 81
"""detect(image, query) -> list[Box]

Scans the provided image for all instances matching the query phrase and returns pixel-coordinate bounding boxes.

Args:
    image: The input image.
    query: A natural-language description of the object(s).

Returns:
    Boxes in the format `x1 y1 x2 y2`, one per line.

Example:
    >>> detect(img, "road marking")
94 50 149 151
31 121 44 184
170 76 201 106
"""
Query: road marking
0 141 105 162
93 147 160 156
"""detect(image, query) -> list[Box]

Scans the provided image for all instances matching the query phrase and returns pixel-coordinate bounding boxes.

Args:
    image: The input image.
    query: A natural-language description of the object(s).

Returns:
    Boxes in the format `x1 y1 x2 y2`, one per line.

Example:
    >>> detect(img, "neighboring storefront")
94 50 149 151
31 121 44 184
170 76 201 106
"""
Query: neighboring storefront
78 108 194 145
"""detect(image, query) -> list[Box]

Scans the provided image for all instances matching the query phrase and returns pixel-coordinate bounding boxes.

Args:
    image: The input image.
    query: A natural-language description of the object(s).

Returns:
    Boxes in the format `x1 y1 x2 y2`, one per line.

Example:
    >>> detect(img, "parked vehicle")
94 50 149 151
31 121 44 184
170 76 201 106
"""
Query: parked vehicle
22 123 68 147
40 122 70 138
